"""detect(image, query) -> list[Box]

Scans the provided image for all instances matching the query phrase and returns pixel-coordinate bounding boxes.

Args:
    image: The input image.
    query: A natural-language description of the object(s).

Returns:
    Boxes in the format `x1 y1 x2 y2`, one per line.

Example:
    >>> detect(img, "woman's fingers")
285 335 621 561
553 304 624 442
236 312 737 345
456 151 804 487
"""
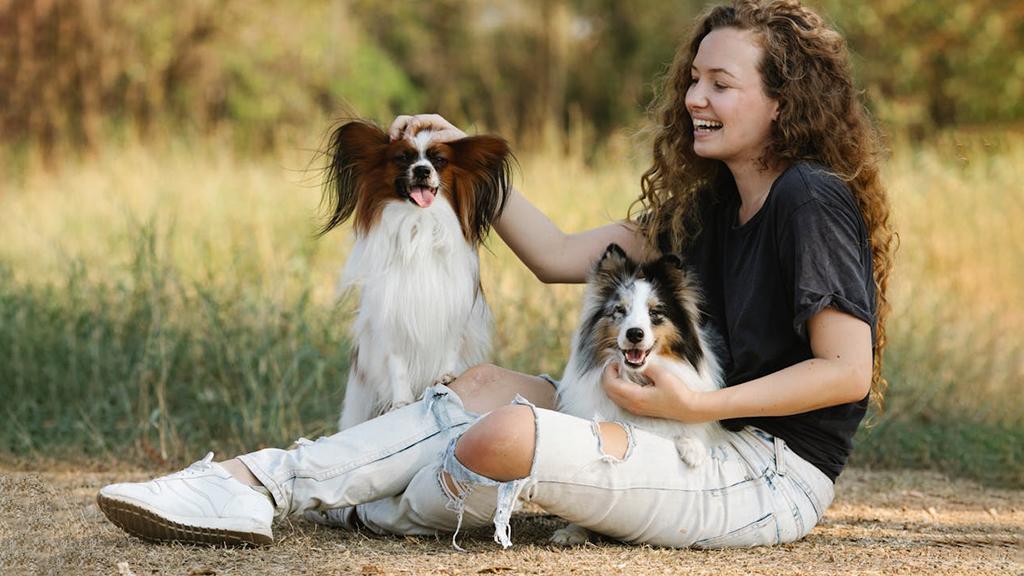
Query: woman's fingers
602 363 651 415
388 113 466 142
388 115 414 141
642 362 674 384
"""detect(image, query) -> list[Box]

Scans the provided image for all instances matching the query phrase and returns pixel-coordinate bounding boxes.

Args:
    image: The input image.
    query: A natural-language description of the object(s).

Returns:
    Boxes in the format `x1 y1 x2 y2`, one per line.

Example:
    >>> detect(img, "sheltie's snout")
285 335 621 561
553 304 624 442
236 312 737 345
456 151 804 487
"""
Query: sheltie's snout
618 303 655 370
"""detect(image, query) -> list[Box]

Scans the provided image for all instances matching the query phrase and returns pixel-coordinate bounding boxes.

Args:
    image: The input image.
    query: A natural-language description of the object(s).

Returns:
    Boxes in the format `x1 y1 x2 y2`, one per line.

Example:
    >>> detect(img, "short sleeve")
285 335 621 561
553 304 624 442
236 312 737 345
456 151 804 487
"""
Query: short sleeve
779 197 874 340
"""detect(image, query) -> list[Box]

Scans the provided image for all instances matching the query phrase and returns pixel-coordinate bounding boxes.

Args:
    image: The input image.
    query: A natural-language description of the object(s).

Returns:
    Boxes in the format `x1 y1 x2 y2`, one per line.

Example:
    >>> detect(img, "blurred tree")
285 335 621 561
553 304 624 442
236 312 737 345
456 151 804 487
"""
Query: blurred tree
821 0 1024 136
0 0 422 157
1 0 1021 157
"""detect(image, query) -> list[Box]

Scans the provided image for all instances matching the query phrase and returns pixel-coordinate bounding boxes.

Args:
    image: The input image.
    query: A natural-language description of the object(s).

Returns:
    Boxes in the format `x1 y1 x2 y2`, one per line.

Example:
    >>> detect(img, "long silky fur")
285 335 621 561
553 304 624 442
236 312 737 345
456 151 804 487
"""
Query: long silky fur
447 136 514 245
319 120 389 237
319 120 513 430
558 243 727 453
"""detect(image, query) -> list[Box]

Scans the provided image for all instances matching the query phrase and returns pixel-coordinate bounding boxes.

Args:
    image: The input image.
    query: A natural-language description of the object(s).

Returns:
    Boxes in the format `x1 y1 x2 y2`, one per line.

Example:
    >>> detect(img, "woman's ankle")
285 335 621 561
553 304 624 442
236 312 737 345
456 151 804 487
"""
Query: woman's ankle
219 458 263 487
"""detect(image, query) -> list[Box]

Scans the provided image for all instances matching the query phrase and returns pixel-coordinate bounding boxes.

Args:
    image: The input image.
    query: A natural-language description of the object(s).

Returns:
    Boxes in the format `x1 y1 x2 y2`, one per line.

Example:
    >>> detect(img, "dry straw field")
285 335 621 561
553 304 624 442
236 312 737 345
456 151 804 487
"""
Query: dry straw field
1 132 1022 574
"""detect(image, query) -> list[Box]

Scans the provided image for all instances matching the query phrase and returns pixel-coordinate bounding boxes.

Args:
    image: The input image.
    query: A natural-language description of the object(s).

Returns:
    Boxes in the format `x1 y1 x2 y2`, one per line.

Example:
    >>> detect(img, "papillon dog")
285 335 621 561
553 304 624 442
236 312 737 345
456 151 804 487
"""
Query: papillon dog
551 243 726 543
320 120 513 430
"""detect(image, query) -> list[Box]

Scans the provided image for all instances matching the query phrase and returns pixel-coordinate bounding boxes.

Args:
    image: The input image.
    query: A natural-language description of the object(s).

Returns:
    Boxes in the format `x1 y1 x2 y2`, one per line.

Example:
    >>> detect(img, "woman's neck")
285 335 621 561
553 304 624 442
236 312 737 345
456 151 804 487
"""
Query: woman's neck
729 159 786 226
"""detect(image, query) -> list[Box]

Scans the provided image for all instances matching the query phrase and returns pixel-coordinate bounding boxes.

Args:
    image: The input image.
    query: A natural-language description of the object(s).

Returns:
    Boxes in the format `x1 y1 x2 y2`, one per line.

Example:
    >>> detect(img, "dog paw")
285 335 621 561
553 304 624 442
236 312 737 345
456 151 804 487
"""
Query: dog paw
390 399 413 411
434 373 458 386
549 524 591 546
675 437 708 467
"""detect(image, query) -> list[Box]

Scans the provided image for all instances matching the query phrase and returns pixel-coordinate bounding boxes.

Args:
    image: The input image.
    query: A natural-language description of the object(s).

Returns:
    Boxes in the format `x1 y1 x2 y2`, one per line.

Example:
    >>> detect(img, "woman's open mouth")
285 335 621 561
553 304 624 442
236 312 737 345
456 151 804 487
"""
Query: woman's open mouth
407 185 437 208
693 118 723 137
621 347 651 369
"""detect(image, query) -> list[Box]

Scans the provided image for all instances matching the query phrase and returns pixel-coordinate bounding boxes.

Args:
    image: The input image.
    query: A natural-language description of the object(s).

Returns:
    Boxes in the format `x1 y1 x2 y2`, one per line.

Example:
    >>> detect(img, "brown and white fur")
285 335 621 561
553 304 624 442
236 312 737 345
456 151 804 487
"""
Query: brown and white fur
552 243 727 544
320 120 513 430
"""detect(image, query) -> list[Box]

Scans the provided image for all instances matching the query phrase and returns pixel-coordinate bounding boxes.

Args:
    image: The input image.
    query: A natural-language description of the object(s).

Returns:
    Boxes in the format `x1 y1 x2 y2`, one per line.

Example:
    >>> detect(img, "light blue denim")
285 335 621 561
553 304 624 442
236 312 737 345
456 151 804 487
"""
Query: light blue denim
239 384 834 549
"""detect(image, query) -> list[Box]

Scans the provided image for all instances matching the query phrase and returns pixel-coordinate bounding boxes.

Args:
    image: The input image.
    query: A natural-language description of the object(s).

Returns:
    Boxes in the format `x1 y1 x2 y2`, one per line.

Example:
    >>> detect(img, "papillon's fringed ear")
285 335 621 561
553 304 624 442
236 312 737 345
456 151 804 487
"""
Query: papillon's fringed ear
447 135 515 244
319 121 388 236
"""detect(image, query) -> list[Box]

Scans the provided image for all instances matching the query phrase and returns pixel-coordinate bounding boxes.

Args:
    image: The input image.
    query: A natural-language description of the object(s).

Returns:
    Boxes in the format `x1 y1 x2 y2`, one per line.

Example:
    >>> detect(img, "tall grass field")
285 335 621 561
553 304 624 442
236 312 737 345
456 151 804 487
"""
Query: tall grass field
1 134 1021 487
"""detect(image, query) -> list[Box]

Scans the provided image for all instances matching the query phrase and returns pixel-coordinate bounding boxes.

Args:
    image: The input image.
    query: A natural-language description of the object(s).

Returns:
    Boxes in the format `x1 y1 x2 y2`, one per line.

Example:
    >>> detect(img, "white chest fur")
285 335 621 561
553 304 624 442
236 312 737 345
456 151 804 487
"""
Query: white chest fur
337 197 492 429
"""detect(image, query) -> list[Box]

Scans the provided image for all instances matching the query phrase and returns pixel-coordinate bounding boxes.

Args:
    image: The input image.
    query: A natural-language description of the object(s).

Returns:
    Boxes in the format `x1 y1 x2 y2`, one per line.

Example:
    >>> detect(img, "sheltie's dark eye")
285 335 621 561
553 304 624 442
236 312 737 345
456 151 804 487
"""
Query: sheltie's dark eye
428 154 448 169
649 308 664 325
395 150 415 164
612 304 626 317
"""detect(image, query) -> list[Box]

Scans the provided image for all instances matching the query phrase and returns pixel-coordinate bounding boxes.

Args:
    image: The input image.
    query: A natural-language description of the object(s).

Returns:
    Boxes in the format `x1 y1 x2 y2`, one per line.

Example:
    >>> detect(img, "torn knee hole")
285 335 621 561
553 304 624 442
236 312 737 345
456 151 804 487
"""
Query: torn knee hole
439 470 469 501
594 421 630 461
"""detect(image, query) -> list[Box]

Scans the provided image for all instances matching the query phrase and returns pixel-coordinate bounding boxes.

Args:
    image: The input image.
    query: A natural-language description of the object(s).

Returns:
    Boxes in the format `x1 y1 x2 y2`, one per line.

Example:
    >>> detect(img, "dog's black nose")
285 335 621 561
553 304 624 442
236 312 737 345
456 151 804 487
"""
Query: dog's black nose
412 165 431 179
626 328 644 343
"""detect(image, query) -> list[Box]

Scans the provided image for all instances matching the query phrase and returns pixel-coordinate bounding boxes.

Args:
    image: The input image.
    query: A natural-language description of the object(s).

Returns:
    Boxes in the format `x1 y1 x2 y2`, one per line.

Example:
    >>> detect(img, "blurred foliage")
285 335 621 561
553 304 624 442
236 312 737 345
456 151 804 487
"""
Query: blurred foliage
1 0 1022 158
821 0 1024 136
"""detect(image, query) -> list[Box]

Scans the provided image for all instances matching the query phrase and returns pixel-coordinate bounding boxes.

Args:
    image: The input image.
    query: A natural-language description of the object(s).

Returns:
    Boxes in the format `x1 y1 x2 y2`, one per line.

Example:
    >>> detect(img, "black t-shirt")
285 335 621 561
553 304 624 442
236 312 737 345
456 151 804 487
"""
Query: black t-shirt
665 162 876 482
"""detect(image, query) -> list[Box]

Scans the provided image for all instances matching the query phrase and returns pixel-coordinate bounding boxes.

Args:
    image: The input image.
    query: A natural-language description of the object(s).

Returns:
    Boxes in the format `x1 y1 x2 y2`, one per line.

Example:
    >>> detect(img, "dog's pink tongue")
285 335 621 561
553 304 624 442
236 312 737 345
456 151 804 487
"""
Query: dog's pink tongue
409 186 435 208
626 349 646 363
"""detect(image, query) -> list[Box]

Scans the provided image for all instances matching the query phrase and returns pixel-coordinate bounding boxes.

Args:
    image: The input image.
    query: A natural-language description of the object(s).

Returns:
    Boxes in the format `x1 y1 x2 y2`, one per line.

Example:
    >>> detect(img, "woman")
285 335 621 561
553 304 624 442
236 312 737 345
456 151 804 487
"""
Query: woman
97 0 894 549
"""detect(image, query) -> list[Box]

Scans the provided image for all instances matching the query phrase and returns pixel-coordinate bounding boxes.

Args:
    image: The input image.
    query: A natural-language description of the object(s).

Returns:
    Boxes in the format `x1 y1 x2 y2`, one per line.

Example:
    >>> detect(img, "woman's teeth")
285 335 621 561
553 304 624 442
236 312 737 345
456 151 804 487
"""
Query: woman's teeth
693 119 723 130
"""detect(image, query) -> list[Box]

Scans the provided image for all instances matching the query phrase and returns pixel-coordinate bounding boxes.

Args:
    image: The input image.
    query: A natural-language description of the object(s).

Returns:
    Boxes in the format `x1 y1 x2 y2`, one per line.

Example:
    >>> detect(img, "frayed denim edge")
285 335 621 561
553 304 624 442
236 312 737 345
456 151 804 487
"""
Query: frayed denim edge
441 394 539 549
592 419 637 463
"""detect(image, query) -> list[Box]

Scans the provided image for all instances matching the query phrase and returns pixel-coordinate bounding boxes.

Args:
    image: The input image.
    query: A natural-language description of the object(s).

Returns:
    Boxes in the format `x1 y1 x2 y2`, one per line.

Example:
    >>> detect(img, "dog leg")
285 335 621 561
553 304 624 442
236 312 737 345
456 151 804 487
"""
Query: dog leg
434 373 458 386
338 371 377 430
674 436 709 467
388 354 415 410
550 523 592 546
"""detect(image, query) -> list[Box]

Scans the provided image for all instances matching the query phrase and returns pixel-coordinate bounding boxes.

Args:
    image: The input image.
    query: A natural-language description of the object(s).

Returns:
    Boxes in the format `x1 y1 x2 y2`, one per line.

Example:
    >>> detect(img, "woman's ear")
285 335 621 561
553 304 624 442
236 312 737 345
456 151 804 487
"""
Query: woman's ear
320 121 388 236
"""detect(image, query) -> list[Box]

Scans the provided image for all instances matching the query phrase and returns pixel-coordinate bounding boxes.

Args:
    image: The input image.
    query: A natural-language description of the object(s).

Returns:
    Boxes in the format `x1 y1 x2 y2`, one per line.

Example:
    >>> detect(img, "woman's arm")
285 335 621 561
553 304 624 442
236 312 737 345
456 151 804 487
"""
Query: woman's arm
603 307 873 422
390 114 651 283
495 189 648 283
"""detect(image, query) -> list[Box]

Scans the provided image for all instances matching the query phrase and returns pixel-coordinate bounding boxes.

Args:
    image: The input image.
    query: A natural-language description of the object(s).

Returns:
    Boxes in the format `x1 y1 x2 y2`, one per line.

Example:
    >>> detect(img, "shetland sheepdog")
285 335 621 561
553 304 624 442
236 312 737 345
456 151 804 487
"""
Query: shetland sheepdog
551 243 727 544
558 243 727 463
320 120 513 430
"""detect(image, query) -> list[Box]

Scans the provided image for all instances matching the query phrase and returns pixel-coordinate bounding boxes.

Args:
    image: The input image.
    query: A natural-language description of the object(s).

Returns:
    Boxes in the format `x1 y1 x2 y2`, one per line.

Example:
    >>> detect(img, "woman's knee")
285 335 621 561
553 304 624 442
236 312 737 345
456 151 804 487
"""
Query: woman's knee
449 363 503 397
448 364 556 413
596 422 629 460
453 404 536 481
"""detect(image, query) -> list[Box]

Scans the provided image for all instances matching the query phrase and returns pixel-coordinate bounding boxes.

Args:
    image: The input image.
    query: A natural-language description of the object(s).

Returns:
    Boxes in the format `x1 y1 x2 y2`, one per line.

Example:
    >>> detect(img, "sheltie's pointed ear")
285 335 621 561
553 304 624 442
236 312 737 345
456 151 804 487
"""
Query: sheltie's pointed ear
659 253 685 270
319 121 389 236
594 243 631 279
652 253 703 321
447 135 514 244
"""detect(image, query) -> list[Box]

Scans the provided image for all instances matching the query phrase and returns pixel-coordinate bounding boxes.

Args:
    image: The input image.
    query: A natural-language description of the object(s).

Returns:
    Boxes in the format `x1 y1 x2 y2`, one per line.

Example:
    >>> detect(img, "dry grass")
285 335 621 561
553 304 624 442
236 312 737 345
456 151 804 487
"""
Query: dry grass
0 465 1020 575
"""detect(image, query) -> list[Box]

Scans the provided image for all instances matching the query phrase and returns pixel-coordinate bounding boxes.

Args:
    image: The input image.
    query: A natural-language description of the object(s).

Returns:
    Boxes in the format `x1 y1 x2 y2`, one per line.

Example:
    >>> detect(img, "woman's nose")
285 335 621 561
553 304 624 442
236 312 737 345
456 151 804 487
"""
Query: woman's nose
685 82 706 111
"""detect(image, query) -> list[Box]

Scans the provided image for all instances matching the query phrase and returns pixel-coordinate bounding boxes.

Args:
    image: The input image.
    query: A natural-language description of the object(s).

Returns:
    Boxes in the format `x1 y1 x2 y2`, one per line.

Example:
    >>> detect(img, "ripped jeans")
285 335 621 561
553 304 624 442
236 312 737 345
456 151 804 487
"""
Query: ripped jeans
238 383 835 549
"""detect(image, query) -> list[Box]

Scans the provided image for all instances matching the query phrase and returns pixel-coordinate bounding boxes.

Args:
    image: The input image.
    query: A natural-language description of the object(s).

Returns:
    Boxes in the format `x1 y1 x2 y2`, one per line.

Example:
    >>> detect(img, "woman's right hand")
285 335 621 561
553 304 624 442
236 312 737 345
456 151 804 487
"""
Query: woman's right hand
388 114 467 143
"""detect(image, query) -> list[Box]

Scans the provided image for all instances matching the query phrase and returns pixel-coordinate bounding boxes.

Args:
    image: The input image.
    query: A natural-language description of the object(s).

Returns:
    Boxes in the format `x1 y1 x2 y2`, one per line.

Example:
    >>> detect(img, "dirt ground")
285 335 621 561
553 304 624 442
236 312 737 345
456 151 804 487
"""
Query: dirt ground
0 466 1020 575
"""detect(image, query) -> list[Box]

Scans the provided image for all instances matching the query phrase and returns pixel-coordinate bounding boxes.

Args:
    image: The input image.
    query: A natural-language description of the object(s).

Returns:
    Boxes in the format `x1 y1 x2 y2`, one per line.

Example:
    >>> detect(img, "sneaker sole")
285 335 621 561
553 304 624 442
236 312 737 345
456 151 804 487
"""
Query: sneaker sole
97 493 273 547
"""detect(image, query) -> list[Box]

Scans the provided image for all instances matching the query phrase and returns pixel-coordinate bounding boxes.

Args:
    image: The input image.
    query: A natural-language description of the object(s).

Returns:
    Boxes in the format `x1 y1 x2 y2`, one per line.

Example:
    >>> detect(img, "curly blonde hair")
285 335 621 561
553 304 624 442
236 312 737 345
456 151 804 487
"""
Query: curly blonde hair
632 0 896 410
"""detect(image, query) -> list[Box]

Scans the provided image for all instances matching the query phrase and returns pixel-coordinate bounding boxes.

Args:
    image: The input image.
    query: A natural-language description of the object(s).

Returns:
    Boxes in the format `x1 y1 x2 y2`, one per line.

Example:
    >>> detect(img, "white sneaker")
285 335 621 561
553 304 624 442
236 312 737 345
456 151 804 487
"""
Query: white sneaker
97 452 274 546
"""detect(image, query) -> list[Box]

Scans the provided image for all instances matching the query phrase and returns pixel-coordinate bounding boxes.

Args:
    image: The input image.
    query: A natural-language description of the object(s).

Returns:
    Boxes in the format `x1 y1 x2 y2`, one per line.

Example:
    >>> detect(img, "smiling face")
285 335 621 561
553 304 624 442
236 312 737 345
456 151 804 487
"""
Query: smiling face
388 131 449 209
604 279 669 371
685 27 779 169
573 245 707 380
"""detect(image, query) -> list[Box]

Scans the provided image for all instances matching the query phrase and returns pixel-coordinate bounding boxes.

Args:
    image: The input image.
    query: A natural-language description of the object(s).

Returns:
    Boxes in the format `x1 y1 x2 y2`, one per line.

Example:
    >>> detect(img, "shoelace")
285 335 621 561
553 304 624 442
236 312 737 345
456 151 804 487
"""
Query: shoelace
163 451 217 480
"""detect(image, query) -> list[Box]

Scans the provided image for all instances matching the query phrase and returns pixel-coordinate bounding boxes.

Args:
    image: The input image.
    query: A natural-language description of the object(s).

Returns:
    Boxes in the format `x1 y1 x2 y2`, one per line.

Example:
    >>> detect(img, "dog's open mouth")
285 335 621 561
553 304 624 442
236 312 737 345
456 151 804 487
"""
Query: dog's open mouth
407 185 437 208
621 347 651 369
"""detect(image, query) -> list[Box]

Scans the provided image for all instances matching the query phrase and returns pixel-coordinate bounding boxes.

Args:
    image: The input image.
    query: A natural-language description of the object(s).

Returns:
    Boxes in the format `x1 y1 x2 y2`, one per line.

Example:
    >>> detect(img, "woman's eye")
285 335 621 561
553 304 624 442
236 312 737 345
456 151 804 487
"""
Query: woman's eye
714 82 728 90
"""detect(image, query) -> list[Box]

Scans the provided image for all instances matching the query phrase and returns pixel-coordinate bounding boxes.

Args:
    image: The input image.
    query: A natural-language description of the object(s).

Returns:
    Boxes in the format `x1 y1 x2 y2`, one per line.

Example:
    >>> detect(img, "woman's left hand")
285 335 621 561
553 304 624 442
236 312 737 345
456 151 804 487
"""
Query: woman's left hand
601 362 714 423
